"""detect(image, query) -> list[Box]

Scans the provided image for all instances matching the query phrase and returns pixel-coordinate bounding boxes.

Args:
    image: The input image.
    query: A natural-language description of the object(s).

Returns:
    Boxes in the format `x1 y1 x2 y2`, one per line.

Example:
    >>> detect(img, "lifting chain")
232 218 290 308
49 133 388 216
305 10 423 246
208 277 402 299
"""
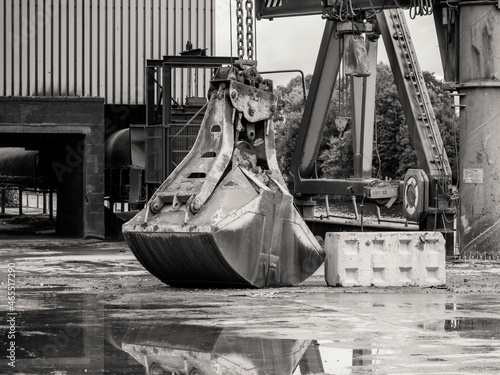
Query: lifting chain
245 0 254 60
236 0 254 61
236 0 245 60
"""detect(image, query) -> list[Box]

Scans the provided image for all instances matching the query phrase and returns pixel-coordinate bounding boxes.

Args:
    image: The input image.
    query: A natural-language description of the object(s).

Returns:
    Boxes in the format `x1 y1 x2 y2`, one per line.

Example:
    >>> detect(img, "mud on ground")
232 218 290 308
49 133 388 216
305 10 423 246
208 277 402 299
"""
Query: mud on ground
1 236 499 295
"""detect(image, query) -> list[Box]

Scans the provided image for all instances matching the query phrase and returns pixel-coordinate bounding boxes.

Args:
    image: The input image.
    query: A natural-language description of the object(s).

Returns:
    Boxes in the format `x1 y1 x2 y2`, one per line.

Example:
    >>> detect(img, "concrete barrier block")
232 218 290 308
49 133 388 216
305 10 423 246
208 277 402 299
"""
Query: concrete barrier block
325 232 446 287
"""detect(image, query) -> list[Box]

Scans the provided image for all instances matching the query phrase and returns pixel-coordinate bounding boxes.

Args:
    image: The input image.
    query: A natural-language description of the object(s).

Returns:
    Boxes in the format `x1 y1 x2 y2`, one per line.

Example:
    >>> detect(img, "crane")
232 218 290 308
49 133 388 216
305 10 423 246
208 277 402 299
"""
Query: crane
122 0 500 287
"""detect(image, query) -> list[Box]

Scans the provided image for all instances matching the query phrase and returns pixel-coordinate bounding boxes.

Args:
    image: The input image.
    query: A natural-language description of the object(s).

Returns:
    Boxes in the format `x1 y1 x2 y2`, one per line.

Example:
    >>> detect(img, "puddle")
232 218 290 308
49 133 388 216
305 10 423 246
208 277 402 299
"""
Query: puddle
445 317 500 336
421 317 500 340
2 313 500 374
445 301 500 312
3 292 500 374
107 324 386 375
1 306 384 375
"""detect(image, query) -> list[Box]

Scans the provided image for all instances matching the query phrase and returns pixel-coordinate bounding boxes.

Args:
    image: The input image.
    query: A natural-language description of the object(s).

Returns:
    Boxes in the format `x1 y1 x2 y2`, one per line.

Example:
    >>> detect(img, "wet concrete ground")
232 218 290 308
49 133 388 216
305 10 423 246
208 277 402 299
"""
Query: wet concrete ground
1 236 500 374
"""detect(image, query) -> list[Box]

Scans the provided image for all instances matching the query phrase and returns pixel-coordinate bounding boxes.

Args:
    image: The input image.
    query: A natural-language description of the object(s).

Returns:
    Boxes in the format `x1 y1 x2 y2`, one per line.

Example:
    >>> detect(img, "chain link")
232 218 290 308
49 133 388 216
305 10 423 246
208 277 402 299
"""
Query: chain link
236 0 244 60
235 0 254 61
245 0 254 60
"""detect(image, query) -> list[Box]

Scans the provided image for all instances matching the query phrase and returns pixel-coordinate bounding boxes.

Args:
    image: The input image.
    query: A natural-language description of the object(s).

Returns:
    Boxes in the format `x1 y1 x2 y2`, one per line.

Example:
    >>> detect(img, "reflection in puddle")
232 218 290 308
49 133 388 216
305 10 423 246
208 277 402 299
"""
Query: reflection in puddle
307 342 389 375
445 317 500 337
115 324 308 375
445 301 500 312
108 324 382 375
422 317 500 340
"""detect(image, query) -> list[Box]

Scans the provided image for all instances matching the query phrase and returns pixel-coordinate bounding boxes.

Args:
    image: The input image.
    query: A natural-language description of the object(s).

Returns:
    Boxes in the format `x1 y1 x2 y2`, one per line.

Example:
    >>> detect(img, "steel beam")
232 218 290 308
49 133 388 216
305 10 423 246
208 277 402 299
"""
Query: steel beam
433 4 459 83
255 0 497 19
162 63 172 182
256 0 414 19
145 67 156 127
161 55 235 68
290 21 341 182
377 9 452 188
292 178 379 196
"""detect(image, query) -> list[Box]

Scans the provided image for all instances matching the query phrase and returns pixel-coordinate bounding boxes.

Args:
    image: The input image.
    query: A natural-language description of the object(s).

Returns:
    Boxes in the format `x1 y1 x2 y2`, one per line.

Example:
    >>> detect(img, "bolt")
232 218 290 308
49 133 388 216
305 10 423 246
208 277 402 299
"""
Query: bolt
270 105 276 113
249 107 255 116
151 200 162 214
231 91 237 99
191 197 202 213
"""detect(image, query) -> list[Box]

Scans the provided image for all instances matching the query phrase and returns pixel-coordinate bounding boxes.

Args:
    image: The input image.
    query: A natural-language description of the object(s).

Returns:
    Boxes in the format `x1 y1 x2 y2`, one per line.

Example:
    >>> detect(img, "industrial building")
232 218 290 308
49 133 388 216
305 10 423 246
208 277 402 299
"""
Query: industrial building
0 0 215 237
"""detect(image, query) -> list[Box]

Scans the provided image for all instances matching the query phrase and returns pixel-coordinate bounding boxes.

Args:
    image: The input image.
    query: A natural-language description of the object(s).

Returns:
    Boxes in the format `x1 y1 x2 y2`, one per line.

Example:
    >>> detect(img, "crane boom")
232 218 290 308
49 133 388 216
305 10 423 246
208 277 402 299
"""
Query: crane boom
377 9 452 190
256 0 424 19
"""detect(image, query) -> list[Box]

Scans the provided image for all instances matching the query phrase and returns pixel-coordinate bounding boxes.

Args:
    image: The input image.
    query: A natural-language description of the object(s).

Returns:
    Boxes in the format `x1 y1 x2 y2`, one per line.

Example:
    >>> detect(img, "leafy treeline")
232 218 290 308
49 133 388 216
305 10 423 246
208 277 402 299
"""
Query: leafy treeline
272 62 459 184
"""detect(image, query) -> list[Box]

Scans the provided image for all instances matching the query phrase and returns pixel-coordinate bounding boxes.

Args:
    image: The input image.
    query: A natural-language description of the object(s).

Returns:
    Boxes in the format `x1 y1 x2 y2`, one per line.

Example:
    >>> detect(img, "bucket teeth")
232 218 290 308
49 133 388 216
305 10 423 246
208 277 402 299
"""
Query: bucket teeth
123 66 325 288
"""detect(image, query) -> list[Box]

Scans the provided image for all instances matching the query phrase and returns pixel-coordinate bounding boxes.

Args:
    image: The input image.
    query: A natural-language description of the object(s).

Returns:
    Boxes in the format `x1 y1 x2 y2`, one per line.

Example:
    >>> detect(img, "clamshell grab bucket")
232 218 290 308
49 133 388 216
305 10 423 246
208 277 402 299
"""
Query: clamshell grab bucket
122 66 324 288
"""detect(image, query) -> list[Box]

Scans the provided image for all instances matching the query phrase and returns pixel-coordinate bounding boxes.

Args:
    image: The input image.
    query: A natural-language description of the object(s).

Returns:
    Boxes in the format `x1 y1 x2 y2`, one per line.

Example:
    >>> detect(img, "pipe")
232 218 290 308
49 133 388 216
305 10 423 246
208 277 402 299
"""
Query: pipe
458 3 500 254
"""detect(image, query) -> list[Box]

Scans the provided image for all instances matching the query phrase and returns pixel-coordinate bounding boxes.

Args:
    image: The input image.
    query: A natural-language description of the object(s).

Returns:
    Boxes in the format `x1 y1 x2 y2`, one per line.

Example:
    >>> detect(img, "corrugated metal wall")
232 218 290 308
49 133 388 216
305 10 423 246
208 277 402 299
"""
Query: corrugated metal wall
0 0 215 105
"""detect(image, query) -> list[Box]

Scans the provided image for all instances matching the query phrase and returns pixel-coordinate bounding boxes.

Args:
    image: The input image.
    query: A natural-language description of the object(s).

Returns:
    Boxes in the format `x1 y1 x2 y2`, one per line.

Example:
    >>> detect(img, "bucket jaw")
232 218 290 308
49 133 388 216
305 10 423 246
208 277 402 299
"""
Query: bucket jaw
123 65 325 288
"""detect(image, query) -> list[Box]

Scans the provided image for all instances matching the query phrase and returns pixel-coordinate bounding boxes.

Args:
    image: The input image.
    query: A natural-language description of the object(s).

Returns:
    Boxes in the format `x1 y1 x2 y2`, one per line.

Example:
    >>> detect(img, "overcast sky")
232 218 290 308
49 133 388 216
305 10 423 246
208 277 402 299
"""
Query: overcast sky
215 3 443 87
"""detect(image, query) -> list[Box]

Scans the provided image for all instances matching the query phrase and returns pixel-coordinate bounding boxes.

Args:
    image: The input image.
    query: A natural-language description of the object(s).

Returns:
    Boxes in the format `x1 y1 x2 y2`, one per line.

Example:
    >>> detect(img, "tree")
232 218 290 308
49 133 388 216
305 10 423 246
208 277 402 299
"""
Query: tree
273 74 343 177
4 189 18 207
318 129 354 178
273 63 460 184
372 62 415 179
273 75 309 177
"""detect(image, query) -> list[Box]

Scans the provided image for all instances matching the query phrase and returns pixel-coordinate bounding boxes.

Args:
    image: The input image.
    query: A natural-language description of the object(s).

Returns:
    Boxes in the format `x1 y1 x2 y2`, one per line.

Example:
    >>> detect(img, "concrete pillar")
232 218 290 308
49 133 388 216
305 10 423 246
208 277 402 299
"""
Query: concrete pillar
458 4 500 255
83 131 105 238
1 188 5 214
49 189 53 220
18 188 23 215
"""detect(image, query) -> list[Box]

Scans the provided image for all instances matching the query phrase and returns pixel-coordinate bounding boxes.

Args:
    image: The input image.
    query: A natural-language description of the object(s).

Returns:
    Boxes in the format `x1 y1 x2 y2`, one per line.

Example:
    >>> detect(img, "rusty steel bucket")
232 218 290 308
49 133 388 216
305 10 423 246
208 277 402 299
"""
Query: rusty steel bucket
122 66 324 288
